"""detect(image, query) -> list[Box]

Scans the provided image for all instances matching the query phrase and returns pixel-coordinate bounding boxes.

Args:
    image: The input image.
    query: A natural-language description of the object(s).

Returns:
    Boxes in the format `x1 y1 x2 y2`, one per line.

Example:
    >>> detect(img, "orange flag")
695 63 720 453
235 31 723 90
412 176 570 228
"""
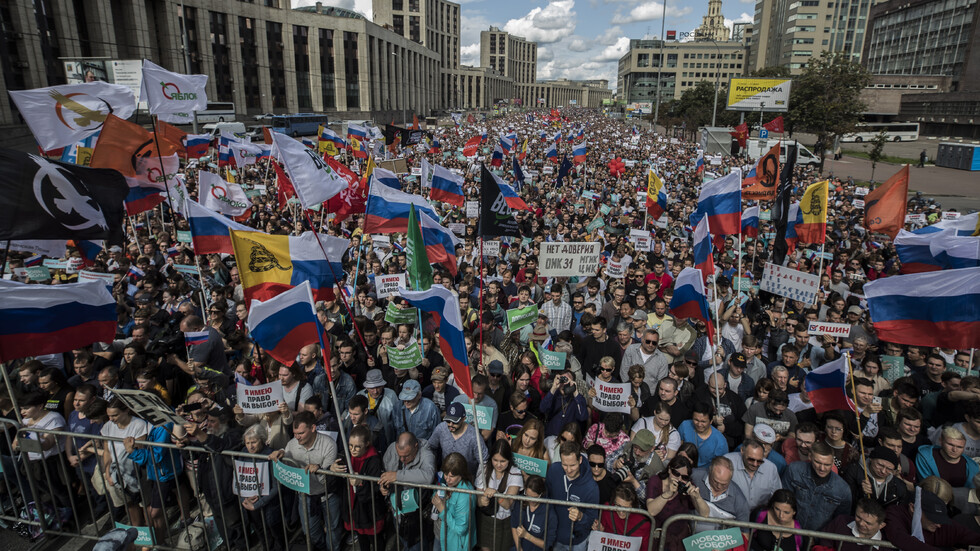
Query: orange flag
263 126 274 145
90 115 179 176
412 114 420 130
154 119 187 155
864 164 909 239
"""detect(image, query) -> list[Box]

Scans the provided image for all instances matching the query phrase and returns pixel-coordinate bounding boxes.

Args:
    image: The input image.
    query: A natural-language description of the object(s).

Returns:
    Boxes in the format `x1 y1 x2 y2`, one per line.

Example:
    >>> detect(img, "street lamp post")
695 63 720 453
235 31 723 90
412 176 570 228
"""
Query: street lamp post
709 39 722 128
652 0 667 132
390 50 406 125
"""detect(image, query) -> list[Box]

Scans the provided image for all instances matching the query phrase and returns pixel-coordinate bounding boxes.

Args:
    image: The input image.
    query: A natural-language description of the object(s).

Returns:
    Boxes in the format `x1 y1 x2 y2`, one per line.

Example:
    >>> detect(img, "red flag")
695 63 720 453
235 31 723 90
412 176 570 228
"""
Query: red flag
273 162 295 210
412 114 420 130
763 116 785 134
263 126 274 145
730 123 749 148
864 165 909 239
463 136 481 157
324 157 368 222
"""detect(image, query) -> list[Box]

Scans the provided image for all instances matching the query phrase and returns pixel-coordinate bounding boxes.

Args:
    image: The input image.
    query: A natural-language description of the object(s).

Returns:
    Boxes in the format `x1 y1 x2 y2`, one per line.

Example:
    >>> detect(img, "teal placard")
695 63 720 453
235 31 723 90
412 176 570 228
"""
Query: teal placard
174 264 199 275
732 277 753 291
513 453 549 477
540 349 567 371
42 259 66 269
586 216 604 232
385 304 418 324
683 527 743 551
391 487 419 514
599 204 611 215
760 210 772 221
25 266 51 281
115 522 155 546
462 403 494 430
272 461 311 494
881 355 905 384
177 230 193 243
506 304 538 333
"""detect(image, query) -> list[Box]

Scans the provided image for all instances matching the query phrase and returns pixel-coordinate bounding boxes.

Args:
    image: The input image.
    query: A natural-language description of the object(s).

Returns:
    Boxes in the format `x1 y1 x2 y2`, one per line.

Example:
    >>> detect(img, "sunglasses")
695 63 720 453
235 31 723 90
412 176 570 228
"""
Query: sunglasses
601 367 615 373
514 408 527 414
589 461 604 468
670 468 691 481
644 340 659 345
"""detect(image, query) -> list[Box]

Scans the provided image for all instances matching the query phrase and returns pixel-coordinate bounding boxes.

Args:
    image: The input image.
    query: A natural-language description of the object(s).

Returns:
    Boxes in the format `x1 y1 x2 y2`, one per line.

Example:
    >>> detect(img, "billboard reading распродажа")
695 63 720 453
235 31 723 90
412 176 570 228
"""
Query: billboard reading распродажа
726 78 792 112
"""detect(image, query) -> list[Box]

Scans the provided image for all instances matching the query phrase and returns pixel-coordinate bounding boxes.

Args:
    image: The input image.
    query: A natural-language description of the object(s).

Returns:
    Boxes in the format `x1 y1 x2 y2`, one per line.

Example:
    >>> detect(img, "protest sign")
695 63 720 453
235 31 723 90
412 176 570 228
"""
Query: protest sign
461 403 494 430
466 201 479 218
882 355 906 384
25 266 51 281
806 321 851 337
853 198 865 209
449 222 466 235
236 381 284 414
540 348 567 371
114 389 186 426
371 234 391 248
731 277 753 292
273 461 310 494
942 211 960 221
905 213 926 225
173 264 200 276
513 453 549 477
605 260 626 279
387 345 423 370
385 303 418 324
115 523 155 546
587 530 641 551
375 273 407 299
506 304 538 333
630 229 651 252
682 527 743 551
760 263 819 304
591 380 631 413
177 230 193 243
78 270 116 284
542 166 554 174
42 259 67 270
479 238 501 257
233 460 270 498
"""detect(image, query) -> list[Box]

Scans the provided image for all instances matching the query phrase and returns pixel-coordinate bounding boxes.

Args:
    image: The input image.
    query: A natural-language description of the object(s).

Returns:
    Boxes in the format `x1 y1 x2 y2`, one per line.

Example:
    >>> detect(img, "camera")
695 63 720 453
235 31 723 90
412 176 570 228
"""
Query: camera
678 482 690 495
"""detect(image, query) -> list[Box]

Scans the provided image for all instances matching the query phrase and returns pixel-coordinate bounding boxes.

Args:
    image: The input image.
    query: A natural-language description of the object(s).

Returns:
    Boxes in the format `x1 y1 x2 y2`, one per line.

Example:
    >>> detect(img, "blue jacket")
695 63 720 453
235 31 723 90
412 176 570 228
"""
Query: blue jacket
915 444 979 488
439 480 476 550
540 389 588 437
545 456 600 545
781 460 852 531
510 500 557 551
357 387 400 445
129 423 182 483
677 420 728 468
394 396 441 440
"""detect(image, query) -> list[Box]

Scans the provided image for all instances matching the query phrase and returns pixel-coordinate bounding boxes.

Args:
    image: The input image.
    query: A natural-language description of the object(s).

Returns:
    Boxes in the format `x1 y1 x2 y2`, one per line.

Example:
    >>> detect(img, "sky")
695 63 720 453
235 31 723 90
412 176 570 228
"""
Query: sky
294 0 754 89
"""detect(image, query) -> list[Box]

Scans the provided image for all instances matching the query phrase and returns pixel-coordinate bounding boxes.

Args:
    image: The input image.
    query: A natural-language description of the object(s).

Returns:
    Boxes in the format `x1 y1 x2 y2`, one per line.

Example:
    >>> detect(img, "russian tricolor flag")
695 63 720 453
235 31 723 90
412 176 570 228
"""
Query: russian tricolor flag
668 268 714 341
895 230 945 273
496 177 531 212
695 151 704 174
399 285 472 398
183 134 211 159
419 210 462 276
545 142 558 162
932 235 980 269
539 130 547 142
865 266 980 350
217 136 235 167
553 131 562 144
500 136 515 155
346 123 368 142
913 212 980 236
24 255 43 267
183 330 209 348
804 355 856 413
185 200 252 255
428 138 441 154
572 140 587 164
490 142 504 167
372 167 402 190
364 180 438 234
692 216 715 283
786 203 802 255
430 164 465 207
0 281 117 362
692 169 741 243
128 265 144 281
741 206 760 239
247 281 325 366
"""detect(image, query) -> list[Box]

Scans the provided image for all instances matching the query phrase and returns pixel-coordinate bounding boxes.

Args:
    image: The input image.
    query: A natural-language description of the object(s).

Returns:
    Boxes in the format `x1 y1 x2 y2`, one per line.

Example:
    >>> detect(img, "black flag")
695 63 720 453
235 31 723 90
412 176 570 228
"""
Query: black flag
0 148 129 243
772 142 797 266
557 154 574 187
479 164 521 238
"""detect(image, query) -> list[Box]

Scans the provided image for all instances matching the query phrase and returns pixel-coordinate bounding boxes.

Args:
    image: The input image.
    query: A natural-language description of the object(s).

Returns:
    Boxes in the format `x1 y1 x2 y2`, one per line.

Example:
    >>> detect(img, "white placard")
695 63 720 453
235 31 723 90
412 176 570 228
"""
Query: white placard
542 166 554 174
591 381 631 414
538 242 602 277
942 211 961 220
807 321 851 337
78 270 116 284
654 215 668 229
605 260 626 279
624 160 637 168
371 234 391 248
587 530 641 551
854 186 869 196
411 167 422 176
479 239 501 257
466 201 479 218
376 273 407 299
236 381 284 414
905 213 926 225
448 223 466 235
233 460 270 498
853 199 864 209
760 262 819 304
636 193 646 205
630 229 651 252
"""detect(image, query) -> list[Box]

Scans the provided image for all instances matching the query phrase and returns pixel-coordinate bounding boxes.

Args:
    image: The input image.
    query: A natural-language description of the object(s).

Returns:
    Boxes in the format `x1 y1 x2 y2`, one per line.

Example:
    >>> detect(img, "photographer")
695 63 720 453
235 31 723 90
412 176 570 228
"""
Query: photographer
540 371 588 438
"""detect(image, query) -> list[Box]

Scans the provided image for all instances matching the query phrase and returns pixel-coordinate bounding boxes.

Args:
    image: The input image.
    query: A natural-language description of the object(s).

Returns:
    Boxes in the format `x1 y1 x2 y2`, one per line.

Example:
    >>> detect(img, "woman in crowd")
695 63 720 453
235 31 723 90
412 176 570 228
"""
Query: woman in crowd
544 422 583 464
822 410 859 472
332 425 386 551
513 418 550 465
238 424 283 551
645 455 705 551
584 412 631 470
433 452 477 551
626 364 653 414
854 354 891 396
751 489 802 551
509 475 552 551
631 401 680 463
596 484 653 551
513 367 542 414
277 363 311 414
475 440 523 551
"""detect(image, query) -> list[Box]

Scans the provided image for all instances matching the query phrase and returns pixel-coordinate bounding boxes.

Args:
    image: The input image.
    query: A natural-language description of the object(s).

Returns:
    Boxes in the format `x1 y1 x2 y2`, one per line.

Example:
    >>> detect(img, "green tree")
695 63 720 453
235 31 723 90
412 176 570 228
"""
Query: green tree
664 80 740 137
788 52 871 172
867 130 888 182
752 66 792 78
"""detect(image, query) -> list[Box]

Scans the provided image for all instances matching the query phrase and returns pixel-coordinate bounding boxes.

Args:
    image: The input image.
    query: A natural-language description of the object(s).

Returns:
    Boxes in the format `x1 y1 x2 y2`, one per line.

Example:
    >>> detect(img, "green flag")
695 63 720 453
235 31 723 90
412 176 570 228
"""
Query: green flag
406 204 433 290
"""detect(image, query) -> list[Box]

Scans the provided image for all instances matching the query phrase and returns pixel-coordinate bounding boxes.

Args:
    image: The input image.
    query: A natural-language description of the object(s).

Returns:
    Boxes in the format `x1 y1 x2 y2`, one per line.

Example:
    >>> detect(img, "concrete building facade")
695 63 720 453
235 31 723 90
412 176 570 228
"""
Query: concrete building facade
617 39 746 104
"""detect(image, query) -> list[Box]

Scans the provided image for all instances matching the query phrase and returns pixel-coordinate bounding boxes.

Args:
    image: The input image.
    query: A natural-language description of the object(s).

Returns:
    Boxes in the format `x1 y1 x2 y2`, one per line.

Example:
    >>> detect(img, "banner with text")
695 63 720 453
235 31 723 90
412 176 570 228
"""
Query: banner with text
760 262 819 304
236 381 284 414
539 242 602 277
233 460 270 497
591 380 631 413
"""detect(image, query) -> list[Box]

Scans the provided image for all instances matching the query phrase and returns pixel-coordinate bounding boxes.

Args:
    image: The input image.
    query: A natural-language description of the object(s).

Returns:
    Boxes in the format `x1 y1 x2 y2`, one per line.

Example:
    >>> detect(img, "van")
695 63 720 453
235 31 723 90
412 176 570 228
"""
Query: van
746 138 820 166
203 122 247 138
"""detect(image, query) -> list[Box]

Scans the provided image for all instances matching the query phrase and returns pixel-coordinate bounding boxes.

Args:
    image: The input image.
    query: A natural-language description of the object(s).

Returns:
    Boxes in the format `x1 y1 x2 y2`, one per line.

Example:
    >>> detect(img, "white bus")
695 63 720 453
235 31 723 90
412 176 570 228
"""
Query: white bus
196 102 236 123
841 122 920 143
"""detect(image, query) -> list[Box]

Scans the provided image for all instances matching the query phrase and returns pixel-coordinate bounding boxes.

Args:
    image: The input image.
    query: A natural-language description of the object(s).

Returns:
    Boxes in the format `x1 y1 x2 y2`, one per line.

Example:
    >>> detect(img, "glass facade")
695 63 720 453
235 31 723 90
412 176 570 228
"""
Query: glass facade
239 17 261 108
293 25 311 110
343 31 360 109
266 21 287 108
210 11 233 102
319 29 336 110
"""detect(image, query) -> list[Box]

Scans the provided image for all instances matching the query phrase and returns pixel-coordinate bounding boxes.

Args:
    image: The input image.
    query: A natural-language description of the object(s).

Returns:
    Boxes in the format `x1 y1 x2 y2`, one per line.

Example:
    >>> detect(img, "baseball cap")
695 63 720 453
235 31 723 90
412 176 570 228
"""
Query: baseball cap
398 379 421 401
848 305 864 315
631 310 648 321
487 360 504 375
753 424 777 444
730 353 747 369
920 491 951 525
445 402 466 423
632 429 656 451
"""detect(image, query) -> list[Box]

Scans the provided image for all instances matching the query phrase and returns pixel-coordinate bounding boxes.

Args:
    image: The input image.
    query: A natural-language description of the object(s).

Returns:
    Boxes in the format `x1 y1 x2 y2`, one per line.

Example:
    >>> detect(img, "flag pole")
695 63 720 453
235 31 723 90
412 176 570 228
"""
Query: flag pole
151 116 179 230
478 236 485 370
710 268 723 416
814 242 827 307
846 352 871 490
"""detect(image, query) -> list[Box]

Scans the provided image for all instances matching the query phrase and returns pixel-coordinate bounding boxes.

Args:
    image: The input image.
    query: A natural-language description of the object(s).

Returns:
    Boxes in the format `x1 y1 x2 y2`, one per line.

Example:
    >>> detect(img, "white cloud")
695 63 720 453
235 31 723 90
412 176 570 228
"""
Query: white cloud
595 36 630 62
536 46 555 62
461 13 493 54
291 0 372 20
597 25 623 44
503 0 577 44
567 37 592 52
460 43 481 66
610 2 692 25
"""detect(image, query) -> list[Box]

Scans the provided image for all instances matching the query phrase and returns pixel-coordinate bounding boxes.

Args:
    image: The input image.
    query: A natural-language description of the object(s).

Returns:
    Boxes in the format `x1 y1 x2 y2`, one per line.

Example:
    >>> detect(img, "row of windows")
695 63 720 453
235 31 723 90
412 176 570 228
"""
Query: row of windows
681 62 744 69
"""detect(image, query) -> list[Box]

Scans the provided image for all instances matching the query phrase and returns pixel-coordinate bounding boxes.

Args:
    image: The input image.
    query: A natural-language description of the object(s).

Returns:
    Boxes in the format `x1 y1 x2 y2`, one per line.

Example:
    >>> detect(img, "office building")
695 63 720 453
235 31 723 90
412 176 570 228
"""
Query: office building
617 39 746 104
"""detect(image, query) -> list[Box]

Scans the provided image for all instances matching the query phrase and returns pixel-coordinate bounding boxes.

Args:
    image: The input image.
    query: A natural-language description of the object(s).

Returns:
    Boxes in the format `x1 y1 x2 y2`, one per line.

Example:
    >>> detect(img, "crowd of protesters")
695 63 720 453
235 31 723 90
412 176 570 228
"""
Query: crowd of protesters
1 106 979 551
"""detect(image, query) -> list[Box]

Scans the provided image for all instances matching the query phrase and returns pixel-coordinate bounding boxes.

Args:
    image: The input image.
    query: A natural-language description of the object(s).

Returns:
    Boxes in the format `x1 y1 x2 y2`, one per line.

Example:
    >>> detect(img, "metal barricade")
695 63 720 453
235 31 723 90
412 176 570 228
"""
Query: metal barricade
656 514 898 551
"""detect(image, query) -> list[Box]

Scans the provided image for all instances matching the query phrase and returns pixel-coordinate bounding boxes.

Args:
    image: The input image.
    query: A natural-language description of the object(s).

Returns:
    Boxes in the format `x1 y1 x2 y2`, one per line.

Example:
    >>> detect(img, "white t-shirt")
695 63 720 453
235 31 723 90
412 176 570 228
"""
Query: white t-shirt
631 417 681 451
101 417 151 464
475 466 524 519
23 412 66 460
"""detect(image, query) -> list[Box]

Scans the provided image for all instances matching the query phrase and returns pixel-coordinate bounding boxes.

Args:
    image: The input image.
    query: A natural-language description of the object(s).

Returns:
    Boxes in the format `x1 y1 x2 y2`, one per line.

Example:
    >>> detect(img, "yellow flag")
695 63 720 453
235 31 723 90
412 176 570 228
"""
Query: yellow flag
228 230 295 303
797 180 829 245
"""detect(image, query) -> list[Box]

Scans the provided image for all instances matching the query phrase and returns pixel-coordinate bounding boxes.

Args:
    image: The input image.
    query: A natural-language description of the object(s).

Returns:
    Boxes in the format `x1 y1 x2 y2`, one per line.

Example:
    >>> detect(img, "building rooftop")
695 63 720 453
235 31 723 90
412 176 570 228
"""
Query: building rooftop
293 4 366 20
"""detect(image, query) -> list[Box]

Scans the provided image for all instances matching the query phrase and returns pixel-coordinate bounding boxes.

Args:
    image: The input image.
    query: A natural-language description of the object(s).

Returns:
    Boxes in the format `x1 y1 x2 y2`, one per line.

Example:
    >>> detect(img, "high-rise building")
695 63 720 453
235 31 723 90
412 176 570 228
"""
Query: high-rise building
479 27 537 106
695 0 730 42
617 38 746 103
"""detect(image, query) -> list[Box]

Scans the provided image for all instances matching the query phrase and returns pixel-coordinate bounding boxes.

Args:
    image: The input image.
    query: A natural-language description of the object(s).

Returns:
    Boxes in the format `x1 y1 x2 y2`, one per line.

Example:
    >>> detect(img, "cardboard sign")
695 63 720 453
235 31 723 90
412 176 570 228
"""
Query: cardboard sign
592 380 631 413
942 211 960 221
385 303 418 324
540 348 567 371
387 345 423 370
881 355 906 384
466 201 479 218
513 453 549 477
605 260 626 279
506 304 539 333
449 222 466 235
479 239 501 257
233 460 270 497
177 230 193 243
236 381 284 414
853 199 865 209
630 229 651 252
538 242 602 277
760 262 819 304
807 321 851 337
682 527 743 551
114 389 186 427
273 461 311 494
905 213 926 225
376 273 407 299
854 186 869 196
588 530 641 551
77 270 116 284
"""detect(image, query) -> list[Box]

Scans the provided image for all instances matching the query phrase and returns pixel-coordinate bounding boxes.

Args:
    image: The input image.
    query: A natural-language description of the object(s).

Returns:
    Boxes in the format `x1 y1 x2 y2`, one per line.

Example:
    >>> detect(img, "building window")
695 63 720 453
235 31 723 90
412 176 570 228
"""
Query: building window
210 11 234 102
409 16 420 42
238 17 260 107
319 29 335 109
344 32 360 110
393 15 404 36
180 5 203 74
293 25 311 110
393 0 402 10
266 21 287 108
408 0 419 11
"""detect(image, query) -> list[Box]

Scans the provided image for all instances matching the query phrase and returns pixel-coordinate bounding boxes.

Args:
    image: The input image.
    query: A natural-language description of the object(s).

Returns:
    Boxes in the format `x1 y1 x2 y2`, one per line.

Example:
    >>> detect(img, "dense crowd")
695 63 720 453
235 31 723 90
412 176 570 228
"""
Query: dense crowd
2 107 978 551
